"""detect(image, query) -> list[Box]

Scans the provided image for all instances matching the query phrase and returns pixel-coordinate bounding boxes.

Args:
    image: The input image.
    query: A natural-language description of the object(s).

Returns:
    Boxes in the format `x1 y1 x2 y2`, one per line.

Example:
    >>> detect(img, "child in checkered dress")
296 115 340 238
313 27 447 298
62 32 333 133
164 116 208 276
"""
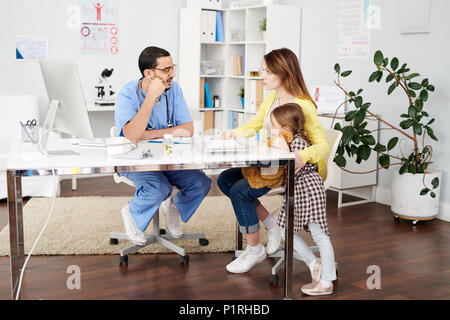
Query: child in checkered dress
270 103 337 296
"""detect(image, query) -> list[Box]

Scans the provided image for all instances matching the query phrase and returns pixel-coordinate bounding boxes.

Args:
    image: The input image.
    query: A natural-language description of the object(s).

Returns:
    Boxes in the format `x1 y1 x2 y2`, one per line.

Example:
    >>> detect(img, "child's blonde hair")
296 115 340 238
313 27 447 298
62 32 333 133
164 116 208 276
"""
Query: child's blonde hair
271 103 308 142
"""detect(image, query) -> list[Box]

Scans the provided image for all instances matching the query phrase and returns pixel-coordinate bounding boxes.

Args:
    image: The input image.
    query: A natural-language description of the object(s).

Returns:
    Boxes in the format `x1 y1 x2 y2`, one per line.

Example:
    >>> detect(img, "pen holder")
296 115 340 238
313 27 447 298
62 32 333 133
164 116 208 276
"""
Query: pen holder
21 124 39 144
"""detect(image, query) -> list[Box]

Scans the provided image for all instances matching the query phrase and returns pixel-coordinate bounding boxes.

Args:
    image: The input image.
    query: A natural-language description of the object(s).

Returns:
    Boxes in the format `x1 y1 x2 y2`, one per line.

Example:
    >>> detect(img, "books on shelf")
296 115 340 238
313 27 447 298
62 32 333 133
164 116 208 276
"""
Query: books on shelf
249 79 263 112
233 56 243 76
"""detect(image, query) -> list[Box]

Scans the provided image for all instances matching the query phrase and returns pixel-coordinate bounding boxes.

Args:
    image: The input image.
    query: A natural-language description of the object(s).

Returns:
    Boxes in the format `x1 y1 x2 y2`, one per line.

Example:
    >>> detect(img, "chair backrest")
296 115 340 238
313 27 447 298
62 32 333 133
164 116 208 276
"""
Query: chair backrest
322 128 342 190
110 126 135 187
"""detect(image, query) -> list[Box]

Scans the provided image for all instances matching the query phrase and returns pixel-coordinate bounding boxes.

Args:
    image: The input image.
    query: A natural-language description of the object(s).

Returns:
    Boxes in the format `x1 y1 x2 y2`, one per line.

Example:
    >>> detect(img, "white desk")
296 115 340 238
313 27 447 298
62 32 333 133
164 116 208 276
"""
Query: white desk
6 138 296 300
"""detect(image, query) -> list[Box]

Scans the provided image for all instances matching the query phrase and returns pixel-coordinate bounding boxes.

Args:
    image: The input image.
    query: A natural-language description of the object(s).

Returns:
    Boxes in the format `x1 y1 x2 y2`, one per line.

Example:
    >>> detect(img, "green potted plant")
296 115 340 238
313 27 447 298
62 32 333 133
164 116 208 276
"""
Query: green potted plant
332 50 441 225
238 86 245 109
259 18 266 41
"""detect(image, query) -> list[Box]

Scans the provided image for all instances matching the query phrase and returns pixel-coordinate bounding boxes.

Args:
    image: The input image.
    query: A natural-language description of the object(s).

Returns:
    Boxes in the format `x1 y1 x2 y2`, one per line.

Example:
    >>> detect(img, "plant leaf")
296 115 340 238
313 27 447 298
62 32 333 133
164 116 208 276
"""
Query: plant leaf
408 82 422 90
334 154 346 167
387 137 399 151
358 144 371 161
431 177 439 189
374 50 384 65
408 105 417 118
430 192 436 198
342 126 355 145
379 154 390 167
345 110 356 121
361 135 376 145
355 96 363 108
369 71 379 82
334 63 341 74
341 70 352 77
354 110 366 127
413 122 422 135
374 143 386 152
420 188 430 196
388 82 398 95
426 126 438 141
420 90 428 101
399 164 408 174
390 57 399 70
400 119 413 129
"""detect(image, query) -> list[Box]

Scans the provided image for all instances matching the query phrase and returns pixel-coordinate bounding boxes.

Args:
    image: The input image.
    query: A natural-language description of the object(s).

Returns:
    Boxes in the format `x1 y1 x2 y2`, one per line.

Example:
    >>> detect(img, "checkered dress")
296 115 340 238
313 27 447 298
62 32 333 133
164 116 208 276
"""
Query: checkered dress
277 134 329 236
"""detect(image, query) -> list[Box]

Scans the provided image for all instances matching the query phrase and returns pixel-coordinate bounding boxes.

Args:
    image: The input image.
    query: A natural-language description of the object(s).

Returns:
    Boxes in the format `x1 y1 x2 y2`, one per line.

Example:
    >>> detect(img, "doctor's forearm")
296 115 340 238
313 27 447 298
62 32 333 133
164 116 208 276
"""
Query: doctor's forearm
123 95 157 142
143 121 194 139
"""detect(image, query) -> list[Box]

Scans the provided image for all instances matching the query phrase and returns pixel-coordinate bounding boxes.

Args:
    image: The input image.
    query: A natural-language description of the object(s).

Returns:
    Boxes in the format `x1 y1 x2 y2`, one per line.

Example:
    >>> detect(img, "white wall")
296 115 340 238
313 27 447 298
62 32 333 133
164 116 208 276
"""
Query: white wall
275 0 449 217
0 0 186 138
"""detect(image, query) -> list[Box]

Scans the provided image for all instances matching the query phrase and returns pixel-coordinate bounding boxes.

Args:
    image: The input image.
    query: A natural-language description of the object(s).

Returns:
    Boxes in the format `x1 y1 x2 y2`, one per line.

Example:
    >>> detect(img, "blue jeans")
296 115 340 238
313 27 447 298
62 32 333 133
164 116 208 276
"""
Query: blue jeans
121 170 211 232
217 168 270 234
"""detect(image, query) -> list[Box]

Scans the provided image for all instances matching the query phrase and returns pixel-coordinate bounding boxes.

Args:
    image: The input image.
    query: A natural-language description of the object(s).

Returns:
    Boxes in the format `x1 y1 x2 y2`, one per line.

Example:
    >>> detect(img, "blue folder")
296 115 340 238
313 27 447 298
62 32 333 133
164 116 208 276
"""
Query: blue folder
216 11 224 42
204 82 213 108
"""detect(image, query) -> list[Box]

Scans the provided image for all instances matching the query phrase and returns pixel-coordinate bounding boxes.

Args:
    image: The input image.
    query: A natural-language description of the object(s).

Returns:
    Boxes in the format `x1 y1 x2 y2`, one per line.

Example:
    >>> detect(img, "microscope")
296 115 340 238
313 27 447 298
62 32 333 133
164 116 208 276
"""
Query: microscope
95 68 115 106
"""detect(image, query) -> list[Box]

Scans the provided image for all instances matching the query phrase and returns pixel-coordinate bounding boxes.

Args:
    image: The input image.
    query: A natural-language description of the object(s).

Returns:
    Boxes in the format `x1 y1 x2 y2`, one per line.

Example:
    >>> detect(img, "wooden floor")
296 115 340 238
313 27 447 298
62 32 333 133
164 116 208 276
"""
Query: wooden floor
0 176 449 300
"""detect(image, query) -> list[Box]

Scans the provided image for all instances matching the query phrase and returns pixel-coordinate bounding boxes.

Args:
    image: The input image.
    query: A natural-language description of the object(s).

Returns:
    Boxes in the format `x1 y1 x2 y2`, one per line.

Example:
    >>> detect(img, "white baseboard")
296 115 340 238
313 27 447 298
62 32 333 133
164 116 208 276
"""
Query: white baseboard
375 186 450 222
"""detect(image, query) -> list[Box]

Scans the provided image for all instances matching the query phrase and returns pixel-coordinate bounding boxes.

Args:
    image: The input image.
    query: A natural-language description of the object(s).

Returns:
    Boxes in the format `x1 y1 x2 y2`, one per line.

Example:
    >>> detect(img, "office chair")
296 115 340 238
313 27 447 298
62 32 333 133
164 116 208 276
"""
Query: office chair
234 129 342 283
108 127 209 266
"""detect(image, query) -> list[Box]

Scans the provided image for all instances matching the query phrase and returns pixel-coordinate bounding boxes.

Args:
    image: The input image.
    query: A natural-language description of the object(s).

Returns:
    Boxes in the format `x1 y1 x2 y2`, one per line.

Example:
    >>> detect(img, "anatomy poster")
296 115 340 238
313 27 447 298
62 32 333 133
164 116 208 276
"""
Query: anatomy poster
337 0 370 59
79 0 119 55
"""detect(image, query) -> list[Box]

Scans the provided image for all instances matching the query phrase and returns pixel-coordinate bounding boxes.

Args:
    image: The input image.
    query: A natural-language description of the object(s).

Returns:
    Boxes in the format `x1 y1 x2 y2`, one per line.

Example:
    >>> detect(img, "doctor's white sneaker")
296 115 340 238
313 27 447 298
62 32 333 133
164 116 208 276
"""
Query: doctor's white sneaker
160 197 183 239
226 246 266 273
265 225 282 255
121 204 146 246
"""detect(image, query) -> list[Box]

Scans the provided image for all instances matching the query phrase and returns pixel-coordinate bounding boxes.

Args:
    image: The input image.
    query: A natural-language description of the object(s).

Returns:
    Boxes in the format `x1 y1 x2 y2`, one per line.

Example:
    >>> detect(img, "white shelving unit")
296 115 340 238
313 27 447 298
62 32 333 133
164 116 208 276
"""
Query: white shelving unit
179 2 301 135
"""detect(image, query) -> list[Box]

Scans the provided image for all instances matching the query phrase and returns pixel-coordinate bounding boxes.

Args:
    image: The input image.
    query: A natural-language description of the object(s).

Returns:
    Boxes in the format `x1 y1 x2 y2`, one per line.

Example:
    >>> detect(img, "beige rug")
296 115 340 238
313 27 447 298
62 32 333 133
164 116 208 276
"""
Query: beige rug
0 195 283 256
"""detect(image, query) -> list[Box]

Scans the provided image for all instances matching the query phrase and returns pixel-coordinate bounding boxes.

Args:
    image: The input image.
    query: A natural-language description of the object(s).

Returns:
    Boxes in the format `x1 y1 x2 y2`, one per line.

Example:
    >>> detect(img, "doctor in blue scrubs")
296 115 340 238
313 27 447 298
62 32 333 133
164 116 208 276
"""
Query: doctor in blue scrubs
115 46 211 245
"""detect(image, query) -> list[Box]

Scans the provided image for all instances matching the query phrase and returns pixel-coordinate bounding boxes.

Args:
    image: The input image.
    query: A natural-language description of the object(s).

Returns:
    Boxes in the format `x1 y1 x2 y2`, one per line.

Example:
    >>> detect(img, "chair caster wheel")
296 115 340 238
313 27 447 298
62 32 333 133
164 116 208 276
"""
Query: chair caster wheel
119 255 128 266
180 255 190 264
160 229 166 235
199 238 209 246
394 215 400 223
110 238 118 245
270 274 279 284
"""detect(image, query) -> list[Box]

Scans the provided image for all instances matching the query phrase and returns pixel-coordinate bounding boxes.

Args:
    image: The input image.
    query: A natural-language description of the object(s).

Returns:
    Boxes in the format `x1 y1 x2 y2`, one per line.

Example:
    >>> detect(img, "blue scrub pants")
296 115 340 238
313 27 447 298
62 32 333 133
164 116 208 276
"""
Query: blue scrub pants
121 170 211 232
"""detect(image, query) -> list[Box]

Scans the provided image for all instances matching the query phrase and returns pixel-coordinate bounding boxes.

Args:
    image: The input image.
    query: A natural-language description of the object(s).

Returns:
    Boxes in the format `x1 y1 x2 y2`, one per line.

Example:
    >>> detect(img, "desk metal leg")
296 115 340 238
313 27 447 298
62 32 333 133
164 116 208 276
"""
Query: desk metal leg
283 159 295 300
236 222 243 251
7 170 24 300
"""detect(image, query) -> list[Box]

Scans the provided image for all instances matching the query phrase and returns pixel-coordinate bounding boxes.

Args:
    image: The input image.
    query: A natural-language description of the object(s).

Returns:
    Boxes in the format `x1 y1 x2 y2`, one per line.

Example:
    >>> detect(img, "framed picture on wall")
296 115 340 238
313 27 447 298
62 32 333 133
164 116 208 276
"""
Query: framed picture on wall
15 35 49 61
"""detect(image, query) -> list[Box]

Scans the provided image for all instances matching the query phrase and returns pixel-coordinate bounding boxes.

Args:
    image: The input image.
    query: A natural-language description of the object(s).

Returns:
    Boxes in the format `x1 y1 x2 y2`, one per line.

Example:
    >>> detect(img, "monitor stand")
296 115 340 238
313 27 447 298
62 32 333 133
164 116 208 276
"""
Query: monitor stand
38 100 80 156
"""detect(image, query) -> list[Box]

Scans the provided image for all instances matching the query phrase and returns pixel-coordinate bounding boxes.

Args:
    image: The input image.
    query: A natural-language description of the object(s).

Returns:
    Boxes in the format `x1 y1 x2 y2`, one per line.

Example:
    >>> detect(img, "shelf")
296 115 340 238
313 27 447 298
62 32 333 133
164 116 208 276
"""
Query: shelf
201 41 266 45
200 75 225 78
199 107 245 113
86 102 115 112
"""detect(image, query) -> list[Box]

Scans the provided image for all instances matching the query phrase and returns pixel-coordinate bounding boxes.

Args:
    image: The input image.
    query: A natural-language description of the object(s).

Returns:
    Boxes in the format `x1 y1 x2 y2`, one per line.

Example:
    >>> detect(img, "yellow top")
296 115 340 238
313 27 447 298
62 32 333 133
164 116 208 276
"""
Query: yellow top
232 92 330 180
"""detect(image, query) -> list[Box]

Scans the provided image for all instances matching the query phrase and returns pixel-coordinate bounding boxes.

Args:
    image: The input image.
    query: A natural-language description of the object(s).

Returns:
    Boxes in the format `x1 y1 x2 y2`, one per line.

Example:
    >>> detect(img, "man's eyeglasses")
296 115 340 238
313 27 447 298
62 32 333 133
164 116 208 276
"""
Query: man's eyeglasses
153 64 177 75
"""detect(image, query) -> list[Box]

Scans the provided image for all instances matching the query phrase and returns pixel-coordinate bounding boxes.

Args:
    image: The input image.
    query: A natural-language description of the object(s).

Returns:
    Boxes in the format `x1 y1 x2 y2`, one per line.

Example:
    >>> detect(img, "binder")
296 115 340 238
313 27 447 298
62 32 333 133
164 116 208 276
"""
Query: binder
233 56 243 76
203 111 214 134
255 79 263 111
249 80 256 112
200 10 209 42
199 78 205 108
204 81 213 108
207 10 216 42
216 11 224 42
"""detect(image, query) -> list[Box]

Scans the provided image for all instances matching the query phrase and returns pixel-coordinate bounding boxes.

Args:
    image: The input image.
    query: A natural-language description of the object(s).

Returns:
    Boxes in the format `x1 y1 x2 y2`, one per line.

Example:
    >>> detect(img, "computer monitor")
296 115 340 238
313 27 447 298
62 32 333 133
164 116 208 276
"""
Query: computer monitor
39 59 94 142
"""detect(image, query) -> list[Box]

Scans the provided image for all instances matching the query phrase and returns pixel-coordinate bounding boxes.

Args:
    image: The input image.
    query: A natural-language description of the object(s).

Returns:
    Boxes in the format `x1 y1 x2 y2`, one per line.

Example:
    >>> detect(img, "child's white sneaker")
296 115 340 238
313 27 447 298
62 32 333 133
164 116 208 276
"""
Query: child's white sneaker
226 246 266 273
265 225 282 255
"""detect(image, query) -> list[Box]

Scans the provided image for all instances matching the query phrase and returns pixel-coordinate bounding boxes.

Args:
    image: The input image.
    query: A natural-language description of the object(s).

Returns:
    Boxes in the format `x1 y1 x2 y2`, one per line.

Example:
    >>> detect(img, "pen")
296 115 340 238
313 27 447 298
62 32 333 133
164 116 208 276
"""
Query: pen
20 121 34 142
147 140 191 145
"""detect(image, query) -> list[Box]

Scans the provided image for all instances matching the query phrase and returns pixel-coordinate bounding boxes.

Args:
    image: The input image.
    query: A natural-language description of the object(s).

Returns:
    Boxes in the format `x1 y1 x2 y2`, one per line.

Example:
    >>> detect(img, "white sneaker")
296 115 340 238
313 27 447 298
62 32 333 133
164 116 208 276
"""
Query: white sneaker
265 225 282 255
121 204 146 246
160 197 183 239
226 246 266 273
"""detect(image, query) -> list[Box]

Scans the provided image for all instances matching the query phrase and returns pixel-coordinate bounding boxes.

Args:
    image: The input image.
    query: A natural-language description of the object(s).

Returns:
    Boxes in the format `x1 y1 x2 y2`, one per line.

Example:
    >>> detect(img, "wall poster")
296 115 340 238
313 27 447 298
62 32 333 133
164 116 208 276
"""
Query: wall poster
79 0 119 55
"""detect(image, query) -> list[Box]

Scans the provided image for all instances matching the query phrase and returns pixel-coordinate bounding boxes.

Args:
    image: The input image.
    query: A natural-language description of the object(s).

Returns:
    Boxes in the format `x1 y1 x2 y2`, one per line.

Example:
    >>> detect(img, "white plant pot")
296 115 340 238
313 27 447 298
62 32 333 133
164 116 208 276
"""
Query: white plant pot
391 167 442 220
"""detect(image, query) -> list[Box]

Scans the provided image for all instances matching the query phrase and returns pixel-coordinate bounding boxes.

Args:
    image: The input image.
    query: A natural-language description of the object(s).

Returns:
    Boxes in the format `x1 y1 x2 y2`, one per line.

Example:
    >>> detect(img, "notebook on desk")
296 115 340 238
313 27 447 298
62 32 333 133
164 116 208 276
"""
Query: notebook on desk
196 138 247 153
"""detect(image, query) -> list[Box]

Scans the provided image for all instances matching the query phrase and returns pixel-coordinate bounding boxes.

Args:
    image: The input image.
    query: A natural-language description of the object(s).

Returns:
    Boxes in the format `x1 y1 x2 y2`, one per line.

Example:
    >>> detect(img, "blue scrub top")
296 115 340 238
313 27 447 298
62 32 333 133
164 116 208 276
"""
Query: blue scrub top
114 79 192 137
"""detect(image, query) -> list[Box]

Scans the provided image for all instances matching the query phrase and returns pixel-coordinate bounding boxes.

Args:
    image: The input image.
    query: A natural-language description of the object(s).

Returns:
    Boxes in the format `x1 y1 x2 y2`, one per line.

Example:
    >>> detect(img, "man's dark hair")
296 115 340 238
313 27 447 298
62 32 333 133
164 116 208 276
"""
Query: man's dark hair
138 46 171 77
